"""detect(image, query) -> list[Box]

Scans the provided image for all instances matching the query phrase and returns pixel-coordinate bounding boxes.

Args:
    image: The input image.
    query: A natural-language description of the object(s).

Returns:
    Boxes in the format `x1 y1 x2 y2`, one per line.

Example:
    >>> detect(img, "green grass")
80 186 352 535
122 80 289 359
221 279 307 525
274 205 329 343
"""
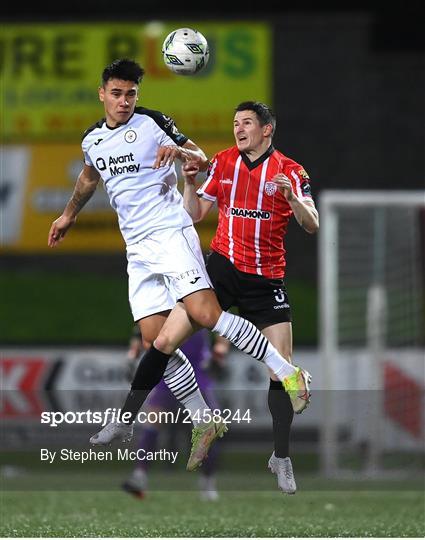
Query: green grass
0 270 132 344
1 474 424 537
0 269 317 345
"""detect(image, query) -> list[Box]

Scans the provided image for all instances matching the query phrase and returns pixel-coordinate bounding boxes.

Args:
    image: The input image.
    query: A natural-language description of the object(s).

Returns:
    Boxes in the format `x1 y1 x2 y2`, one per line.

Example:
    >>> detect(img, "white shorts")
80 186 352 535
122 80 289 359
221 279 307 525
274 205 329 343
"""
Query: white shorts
126 225 212 321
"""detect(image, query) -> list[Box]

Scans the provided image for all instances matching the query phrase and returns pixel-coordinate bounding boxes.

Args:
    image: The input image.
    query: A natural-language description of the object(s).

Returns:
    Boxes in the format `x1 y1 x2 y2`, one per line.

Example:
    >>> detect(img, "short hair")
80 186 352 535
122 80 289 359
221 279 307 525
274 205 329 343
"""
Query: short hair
235 101 276 135
101 59 145 86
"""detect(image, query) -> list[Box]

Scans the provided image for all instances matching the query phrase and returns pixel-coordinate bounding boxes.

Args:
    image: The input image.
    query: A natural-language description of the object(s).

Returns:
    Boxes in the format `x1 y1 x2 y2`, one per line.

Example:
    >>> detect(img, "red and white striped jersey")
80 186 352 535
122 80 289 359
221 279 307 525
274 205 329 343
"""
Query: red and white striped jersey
197 145 314 279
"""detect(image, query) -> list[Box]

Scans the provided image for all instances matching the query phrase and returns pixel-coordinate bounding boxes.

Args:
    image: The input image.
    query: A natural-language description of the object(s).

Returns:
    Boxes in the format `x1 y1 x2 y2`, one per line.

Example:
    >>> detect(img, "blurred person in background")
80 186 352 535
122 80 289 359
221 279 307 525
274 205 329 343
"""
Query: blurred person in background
122 326 229 501
48 60 311 472
181 101 319 494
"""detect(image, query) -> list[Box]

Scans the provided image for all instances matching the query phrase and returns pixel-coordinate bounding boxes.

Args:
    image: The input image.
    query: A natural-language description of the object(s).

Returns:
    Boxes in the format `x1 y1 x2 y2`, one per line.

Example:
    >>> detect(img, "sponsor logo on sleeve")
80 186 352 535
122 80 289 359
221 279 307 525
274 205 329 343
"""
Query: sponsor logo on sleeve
301 182 312 197
162 115 174 130
298 168 310 179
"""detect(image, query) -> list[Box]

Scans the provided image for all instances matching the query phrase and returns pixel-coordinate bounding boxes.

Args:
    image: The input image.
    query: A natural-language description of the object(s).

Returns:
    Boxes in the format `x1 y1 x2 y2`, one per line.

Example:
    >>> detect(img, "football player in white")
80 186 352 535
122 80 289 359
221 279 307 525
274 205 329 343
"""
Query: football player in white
48 59 310 471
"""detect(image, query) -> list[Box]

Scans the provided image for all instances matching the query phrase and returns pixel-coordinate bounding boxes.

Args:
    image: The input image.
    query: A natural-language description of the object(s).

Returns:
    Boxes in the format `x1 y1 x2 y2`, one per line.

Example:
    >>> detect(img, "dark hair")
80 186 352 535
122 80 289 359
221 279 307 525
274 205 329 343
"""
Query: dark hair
235 101 276 135
101 58 145 86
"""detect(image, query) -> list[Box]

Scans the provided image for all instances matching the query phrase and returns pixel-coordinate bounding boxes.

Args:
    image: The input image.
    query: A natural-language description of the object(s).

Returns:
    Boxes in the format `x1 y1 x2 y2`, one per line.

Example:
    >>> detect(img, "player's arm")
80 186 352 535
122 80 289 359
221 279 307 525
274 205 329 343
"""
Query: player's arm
272 173 319 234
182 161 214 223
47 164 100 247
152 140 209 171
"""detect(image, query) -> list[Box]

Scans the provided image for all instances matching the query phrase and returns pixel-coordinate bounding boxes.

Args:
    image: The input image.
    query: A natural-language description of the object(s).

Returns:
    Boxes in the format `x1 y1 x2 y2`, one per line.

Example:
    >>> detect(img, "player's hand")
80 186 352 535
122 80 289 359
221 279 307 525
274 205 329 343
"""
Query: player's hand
152 145 181 168
182 161 200 185
272 173 295 201
211 336 230 366
211 340 228 366
204 339 230 381
47 215 76 247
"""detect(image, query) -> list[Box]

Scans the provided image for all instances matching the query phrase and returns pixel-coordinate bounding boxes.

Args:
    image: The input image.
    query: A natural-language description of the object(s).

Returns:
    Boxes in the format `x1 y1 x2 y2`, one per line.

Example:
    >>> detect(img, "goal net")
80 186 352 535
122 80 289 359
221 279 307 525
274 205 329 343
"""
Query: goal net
319 191 425 477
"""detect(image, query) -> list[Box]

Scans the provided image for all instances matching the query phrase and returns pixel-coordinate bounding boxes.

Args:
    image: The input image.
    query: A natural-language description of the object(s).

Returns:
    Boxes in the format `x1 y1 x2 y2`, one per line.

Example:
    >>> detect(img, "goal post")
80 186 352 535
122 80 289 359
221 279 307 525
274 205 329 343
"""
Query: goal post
319 190 425 477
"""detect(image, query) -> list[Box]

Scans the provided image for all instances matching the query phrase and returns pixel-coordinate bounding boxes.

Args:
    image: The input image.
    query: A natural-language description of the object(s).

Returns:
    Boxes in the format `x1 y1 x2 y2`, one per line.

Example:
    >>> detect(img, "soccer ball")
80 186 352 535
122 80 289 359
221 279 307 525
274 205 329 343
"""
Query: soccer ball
162 28 209 76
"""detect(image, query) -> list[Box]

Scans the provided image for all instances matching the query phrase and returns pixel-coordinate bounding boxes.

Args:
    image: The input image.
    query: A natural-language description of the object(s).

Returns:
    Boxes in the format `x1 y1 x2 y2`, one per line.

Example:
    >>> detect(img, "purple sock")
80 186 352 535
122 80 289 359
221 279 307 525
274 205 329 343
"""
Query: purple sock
201 442 218 476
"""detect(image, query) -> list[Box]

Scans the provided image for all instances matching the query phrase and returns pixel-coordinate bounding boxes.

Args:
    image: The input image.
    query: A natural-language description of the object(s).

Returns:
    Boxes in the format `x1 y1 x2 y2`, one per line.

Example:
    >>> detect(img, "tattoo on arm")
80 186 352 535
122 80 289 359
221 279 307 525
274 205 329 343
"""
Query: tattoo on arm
70 191 93 213
66 177 97 216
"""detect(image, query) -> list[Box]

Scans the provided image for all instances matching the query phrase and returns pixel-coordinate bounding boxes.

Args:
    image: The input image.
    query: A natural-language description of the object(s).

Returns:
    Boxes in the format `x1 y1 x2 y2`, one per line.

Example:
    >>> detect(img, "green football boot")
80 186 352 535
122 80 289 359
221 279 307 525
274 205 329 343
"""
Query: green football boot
186 418 228 471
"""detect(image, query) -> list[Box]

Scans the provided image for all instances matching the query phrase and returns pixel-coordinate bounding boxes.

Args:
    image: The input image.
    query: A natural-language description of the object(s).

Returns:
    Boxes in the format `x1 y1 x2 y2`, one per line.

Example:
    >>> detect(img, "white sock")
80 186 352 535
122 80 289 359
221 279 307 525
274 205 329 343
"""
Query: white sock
213 311 296 381
263 347 296 380
181 389 211 427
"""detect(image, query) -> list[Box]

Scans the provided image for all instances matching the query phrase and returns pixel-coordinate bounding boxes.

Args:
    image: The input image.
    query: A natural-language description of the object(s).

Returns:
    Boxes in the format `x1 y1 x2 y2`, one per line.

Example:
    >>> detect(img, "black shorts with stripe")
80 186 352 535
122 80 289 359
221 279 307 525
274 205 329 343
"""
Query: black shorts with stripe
206 250 292 326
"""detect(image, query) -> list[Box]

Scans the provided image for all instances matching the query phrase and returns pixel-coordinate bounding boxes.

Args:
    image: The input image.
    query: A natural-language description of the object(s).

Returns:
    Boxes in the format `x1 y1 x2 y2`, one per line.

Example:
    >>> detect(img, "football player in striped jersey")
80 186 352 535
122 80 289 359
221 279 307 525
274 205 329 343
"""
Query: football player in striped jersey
182 101 319 493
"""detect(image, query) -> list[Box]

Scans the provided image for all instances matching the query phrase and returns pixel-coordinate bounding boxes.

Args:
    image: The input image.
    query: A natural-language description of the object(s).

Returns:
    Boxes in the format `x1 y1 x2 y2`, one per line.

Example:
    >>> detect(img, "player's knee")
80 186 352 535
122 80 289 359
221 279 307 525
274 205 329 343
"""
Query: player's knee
184 290 222 329
190 309 220 330
188 302 223 329
153 333 175 355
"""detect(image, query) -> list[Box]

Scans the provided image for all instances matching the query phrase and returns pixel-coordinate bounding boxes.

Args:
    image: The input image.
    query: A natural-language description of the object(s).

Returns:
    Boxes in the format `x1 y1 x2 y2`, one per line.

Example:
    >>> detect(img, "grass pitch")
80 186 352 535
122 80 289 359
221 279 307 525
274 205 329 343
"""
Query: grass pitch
1 474 424 537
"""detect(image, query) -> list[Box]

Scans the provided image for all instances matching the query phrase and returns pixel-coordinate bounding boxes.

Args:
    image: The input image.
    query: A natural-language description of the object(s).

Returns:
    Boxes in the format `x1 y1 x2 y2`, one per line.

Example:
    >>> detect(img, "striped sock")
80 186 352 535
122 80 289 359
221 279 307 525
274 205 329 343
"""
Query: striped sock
163 349 210 426
212 311 296 380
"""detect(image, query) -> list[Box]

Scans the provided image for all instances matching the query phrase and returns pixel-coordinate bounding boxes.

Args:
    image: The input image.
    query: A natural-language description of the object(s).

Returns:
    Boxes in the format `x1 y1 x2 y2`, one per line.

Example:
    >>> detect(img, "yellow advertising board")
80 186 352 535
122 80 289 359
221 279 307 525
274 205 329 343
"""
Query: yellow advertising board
1 22 271 142
0 141 228 253
1 22 271 252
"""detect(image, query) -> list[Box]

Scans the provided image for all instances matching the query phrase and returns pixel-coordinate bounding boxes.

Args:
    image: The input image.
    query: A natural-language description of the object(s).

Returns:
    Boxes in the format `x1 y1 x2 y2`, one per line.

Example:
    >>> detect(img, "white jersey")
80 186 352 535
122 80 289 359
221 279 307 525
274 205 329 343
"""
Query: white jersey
81 107 193 245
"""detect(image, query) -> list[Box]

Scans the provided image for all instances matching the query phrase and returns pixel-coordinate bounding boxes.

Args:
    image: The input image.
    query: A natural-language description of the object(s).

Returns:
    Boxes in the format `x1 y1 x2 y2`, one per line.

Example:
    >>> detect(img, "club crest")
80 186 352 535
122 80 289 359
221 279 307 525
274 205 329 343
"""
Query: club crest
124 130 137 143
265 181 277 196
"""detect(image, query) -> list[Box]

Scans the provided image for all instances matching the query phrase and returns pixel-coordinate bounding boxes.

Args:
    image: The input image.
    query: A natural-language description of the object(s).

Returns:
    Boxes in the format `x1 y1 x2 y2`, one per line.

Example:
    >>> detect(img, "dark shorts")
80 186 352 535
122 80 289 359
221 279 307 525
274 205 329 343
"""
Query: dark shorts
206 251 292 326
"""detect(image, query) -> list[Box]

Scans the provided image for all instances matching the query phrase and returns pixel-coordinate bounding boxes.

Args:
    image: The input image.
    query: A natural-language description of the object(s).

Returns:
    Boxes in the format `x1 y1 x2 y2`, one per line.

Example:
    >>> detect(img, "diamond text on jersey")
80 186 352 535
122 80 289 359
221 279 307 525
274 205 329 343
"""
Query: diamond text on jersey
225 206 271 220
